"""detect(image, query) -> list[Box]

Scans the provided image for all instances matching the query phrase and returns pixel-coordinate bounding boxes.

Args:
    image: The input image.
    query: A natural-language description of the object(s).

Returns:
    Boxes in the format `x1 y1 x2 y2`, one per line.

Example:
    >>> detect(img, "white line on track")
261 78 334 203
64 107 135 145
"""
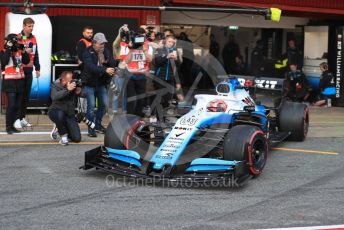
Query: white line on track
0 131 89 135
256 224 344 230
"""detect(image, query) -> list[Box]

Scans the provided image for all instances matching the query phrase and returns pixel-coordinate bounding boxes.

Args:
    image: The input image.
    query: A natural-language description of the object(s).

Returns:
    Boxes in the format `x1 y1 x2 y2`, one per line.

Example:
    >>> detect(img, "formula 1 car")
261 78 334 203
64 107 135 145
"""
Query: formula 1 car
81 76 309 186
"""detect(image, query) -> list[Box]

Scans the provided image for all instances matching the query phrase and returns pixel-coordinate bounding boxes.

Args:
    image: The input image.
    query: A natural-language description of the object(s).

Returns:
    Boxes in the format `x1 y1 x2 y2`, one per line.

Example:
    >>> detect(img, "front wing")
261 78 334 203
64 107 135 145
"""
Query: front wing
81 146 252 187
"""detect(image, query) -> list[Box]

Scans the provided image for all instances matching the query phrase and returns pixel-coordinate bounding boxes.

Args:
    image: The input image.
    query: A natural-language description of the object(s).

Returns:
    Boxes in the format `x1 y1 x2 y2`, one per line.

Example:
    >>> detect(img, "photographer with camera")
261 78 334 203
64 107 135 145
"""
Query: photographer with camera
111 24 130 115
125 28 153 117
82 33 117 137
154 35 184 108
13 17 40 129
48 71 82 145
1 34 31 134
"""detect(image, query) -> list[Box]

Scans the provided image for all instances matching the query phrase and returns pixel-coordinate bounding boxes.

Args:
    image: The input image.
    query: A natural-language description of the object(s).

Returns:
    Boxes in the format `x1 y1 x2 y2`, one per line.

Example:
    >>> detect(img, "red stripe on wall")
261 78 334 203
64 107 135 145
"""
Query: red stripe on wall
0 0 160 46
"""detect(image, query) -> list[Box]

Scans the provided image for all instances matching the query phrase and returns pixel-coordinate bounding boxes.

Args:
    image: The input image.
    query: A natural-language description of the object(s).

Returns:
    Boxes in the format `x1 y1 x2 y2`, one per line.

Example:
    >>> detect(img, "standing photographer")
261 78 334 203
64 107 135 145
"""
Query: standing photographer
14 17 40 129
1 34 30 134
48 71 81 145
82 33 116 137
125 28 153 117
154 35 183 107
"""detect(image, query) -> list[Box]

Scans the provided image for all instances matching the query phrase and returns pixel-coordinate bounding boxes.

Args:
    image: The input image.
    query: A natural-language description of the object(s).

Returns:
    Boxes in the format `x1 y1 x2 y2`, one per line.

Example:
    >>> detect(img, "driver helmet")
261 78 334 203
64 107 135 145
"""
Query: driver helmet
207 99 228 112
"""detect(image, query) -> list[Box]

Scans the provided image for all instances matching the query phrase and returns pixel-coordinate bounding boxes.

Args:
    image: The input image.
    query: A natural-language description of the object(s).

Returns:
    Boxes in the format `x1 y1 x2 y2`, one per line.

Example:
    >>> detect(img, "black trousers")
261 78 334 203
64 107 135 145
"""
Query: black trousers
48 109 81 142
19 72 33 119
126 77 146 117
6 92 23 129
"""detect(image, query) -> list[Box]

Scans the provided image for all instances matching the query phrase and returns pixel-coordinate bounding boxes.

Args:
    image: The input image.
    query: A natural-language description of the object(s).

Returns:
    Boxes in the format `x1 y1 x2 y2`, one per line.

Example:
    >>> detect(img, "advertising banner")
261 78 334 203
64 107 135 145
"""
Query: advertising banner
334 27 344 106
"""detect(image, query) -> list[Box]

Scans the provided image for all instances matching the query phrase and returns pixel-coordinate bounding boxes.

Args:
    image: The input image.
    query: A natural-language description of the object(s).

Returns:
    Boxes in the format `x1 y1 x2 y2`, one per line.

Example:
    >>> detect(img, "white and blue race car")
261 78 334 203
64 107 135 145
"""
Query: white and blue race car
81 77 309 185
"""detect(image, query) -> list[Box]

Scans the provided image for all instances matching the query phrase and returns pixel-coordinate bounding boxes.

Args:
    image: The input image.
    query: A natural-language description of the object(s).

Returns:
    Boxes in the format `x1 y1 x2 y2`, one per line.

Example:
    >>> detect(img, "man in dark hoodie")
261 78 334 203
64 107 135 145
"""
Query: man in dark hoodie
48 71 81 145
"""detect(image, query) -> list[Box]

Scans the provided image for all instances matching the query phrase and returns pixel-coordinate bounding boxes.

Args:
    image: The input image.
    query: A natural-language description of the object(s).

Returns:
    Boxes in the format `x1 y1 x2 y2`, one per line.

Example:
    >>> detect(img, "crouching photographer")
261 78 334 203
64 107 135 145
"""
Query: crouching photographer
48 71 82 145
1 33 30 134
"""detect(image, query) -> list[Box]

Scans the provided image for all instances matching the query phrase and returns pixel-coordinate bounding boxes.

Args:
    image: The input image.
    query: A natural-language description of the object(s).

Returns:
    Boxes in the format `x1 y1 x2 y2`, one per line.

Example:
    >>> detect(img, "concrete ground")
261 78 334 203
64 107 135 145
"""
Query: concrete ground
0 106 344 230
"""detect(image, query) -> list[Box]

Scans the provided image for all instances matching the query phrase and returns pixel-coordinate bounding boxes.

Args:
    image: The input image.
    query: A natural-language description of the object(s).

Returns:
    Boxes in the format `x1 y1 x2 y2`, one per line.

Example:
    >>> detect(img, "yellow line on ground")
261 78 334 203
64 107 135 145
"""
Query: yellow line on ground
0 142 339 155
0 141 103 146
272 147 338 155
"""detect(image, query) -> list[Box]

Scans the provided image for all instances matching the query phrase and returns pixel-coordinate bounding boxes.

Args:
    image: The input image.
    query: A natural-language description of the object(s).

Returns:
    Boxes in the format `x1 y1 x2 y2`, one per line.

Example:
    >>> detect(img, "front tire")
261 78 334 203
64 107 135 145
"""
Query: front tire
223 125 268 176
104 114 147 152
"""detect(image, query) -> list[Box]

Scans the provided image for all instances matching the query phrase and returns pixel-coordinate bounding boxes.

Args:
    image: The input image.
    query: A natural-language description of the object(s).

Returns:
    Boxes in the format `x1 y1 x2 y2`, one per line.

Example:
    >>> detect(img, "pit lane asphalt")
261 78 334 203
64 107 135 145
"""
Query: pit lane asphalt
0 107 344 230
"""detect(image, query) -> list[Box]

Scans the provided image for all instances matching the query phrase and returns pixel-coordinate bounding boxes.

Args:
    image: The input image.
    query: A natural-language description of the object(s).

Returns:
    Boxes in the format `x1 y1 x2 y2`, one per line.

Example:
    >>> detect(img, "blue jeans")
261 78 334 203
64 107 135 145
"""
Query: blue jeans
112 77 127 113
83 85 107 130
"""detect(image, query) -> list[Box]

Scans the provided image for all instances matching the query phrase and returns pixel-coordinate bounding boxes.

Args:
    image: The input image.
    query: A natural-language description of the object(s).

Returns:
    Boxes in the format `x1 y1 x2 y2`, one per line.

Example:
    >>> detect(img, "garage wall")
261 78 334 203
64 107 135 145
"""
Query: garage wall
161 11 308 29
0 0 160 46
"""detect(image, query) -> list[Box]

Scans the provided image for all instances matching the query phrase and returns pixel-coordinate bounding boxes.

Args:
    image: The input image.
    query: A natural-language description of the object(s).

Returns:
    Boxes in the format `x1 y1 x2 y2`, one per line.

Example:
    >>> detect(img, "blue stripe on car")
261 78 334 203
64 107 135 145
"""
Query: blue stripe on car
150 112 233 170
106 147 141 160
190 158 239 166
108 153 142 167
186 165 233 172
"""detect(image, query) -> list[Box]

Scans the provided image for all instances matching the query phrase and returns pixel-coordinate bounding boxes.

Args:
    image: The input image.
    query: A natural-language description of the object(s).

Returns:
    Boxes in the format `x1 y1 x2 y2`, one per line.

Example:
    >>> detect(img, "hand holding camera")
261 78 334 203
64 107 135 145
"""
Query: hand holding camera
167 50 177 60
67 81 76 91
6 40 13 48
119 24 129 34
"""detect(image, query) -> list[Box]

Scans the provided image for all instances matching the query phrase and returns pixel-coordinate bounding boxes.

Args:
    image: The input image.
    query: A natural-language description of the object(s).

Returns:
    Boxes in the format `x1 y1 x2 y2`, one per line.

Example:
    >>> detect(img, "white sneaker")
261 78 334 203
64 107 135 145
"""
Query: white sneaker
14 119 22 129
59 135 69 146
20 118 32 127
50 124 59 140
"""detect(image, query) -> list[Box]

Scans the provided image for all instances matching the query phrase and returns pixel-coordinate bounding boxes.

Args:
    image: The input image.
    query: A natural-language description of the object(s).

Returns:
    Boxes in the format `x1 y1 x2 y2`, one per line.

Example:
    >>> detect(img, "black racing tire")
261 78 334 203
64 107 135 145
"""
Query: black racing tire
278 101 309 141
104 114 144 150
223 125 268 176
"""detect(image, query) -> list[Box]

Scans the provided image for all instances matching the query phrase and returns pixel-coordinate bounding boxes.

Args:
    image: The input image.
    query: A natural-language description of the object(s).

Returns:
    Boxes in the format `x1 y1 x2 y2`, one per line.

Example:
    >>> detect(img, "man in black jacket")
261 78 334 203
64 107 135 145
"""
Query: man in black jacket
76 26 93 69
48 71 81 145
14 17 41 129
1 33 30 134
154 35 183 108
81 33 116 137
286 63 312 102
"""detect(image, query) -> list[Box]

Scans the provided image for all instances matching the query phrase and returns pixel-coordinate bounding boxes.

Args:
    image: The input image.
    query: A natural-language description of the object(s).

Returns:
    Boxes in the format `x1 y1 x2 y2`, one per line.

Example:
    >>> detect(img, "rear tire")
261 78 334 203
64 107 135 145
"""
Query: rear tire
223 125 268 176
278 101 309 141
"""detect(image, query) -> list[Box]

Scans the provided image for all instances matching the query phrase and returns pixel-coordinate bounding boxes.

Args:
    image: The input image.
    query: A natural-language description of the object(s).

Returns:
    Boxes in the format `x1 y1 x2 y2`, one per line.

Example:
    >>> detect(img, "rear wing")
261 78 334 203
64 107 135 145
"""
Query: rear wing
218 74 286 92
218 74 287 107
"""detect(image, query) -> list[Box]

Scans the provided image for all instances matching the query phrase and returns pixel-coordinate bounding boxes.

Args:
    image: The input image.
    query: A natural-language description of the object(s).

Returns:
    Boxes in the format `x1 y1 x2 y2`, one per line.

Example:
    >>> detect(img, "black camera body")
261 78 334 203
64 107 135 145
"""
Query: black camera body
4 34 22 52
72 78 83 87
121 30 146 50
131 34 146 50
4 34 33 52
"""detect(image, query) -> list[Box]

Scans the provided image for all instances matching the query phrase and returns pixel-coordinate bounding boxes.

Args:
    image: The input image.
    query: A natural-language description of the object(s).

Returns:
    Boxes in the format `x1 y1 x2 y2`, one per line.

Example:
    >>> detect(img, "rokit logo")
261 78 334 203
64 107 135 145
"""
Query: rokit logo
237 78 278 89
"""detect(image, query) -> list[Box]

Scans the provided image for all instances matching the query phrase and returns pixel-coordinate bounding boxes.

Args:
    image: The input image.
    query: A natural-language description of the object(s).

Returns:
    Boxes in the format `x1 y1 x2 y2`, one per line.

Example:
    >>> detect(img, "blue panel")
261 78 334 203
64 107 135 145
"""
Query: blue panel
322 87 336 96
105 147 141 160
186 165 233 172
190 158 239 166
306 75 320 90
255 105 265 113
29 75 51 101
108 153 142 167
